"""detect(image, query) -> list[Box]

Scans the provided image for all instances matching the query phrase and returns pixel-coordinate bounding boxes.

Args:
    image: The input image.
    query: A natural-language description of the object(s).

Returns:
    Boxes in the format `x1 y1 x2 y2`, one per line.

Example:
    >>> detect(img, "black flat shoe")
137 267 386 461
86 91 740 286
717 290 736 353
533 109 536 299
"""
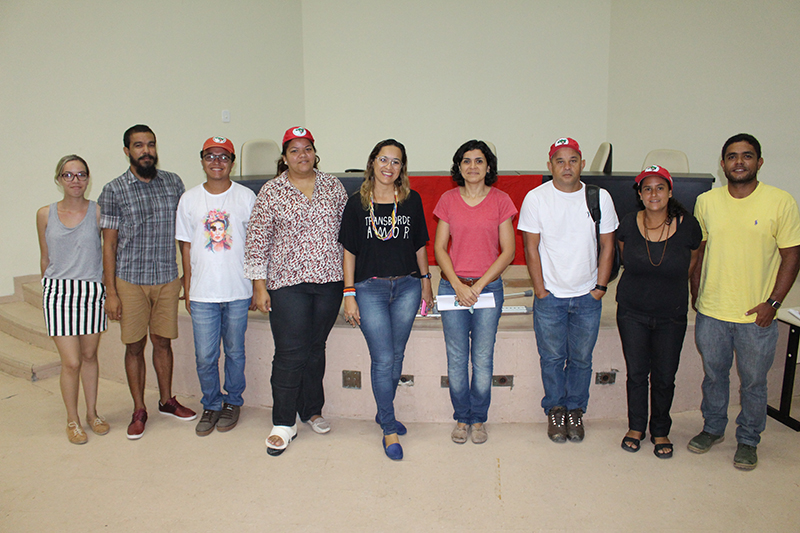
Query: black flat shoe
651 436 674 459
621 435 641 453
621 431 644 453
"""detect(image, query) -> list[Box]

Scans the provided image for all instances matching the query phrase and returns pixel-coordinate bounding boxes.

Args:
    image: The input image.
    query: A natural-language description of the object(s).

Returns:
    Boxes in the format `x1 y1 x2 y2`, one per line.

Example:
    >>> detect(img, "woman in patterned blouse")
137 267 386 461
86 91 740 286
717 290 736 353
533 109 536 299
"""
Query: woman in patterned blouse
244 127 347 456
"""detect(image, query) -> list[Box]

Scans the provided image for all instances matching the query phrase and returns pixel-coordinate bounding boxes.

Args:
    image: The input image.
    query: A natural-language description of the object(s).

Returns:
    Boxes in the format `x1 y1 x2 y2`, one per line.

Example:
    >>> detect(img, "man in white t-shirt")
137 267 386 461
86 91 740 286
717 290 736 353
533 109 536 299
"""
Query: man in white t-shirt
176 137 256 436
518 137 618 443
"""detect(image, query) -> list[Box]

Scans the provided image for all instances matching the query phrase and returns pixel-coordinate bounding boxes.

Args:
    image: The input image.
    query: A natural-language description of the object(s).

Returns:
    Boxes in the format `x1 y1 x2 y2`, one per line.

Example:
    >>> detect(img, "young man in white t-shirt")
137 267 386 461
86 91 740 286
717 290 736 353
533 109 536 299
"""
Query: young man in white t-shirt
176 137 256 436
518 137 618 443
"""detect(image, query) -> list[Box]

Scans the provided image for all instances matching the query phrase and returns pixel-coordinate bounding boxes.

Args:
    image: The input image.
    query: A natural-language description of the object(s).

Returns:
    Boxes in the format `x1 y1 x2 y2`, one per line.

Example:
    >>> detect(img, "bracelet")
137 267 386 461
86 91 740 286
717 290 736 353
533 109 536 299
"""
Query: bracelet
343 287 356 297
767 297 781 309
594 284 607 292
420 273 431 279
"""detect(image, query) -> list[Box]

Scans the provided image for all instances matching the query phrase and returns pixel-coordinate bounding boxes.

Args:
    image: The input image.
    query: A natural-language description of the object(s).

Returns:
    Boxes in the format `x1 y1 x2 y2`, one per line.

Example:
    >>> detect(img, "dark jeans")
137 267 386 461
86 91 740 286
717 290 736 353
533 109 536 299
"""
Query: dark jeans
268 281 343 427
616 306 687 437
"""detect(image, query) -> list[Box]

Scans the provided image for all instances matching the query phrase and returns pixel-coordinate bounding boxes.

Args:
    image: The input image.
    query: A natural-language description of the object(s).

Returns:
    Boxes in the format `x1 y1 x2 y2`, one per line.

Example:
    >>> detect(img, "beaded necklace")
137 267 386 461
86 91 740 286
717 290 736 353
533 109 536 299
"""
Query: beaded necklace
369 190 397 241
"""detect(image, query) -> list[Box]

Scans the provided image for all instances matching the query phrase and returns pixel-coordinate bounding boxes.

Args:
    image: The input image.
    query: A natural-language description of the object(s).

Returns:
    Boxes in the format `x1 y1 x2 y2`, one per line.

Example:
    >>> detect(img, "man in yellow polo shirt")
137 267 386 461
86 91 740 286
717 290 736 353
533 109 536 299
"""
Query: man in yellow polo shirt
689 133 800 470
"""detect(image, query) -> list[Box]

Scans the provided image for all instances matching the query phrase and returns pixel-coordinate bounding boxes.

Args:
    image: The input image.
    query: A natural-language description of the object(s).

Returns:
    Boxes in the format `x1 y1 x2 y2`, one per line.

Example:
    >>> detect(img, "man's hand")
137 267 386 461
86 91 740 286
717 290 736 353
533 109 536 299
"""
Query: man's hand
590 288 606 301
105 293 122 321
745 302 777 328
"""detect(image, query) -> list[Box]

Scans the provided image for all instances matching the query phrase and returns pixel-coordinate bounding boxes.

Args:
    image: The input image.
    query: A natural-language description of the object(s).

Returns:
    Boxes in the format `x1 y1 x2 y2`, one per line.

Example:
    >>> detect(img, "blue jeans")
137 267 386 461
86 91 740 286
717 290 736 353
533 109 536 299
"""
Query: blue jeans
695 312 778 446
356 276 421 435
268 281 343 427
439 278 504 424
190 298 250 411
534 292 602 414
616 306 687 437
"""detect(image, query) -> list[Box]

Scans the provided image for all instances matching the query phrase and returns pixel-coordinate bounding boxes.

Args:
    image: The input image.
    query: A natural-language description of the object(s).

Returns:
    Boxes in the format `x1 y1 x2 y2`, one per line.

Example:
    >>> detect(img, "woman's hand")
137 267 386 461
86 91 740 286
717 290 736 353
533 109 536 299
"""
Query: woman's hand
421 279 434 314
454 281 479 308
253 280 271 313
343 297 360 327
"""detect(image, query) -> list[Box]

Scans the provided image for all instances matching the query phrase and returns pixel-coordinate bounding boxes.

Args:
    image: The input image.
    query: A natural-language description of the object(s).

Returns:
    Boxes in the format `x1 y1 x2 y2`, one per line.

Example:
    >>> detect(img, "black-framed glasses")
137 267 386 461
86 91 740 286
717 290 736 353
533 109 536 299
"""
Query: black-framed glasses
60 172 89 181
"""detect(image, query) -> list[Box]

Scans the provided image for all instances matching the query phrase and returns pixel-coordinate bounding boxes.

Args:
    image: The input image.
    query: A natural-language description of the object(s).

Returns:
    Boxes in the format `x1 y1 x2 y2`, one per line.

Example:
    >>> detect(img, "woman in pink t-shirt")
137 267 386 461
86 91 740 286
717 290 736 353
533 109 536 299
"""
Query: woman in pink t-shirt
433 140 517 445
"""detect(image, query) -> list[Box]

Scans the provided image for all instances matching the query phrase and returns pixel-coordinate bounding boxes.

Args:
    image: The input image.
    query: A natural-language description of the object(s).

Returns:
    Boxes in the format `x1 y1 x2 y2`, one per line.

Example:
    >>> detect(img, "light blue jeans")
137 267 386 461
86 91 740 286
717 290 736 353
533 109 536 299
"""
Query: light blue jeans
439 278 504 425
695 312 778 446
355 276 421 435
190 299 250 411
534 292 602 414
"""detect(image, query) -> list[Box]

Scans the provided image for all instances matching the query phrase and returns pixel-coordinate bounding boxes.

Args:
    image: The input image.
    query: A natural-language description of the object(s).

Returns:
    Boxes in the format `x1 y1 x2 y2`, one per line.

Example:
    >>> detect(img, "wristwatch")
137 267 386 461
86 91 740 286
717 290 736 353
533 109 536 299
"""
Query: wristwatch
767 298 781 309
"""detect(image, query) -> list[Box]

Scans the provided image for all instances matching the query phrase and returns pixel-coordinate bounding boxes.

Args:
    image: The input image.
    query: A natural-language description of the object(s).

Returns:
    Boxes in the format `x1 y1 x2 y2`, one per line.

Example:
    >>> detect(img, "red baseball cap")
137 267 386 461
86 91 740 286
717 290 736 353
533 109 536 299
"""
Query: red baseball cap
282 126 315 145
202 136 235 154
636 165 673 188
549 137 581 159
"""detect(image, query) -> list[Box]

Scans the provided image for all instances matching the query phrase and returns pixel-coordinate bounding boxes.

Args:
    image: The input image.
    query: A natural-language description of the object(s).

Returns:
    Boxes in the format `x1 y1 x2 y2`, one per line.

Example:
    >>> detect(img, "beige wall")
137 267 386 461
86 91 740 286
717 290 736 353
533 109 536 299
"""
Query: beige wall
0 0 306 295
2 0 799 295
607 0 800 197
301 0 612 172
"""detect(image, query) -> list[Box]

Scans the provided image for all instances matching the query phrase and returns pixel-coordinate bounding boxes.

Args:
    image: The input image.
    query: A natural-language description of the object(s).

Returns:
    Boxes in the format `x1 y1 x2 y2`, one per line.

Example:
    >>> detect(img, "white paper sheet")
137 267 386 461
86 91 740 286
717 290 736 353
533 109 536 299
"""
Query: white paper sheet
436 293 496 311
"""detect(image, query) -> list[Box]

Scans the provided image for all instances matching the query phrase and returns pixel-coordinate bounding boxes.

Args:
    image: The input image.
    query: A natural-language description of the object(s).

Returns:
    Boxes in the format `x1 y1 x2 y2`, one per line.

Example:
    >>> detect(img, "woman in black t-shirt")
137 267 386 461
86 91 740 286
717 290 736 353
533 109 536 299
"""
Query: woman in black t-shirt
616 165 702 459
338 139 433 461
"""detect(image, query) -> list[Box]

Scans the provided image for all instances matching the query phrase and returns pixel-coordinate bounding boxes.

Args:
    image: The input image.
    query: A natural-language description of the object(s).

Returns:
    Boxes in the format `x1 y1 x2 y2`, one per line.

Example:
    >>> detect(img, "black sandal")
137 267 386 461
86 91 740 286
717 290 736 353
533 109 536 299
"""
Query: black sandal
651 436 674 459
621 432 643 453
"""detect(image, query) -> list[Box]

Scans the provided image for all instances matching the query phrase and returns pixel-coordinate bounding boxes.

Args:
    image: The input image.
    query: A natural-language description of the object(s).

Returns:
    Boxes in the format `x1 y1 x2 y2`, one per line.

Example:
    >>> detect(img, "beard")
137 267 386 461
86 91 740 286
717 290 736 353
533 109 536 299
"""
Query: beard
130 153 158 179
724 167 757 185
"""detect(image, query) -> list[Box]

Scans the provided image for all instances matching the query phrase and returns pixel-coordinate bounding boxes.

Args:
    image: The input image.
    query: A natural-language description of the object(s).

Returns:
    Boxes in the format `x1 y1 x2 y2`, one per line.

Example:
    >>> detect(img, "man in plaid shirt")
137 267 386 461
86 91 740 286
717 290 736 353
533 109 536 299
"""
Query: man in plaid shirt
99 124 197 440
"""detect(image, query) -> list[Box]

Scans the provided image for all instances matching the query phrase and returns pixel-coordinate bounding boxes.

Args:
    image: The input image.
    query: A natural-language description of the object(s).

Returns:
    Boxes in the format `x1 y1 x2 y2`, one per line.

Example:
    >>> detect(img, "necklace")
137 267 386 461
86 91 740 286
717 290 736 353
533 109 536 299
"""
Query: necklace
644 218 667 230
644 216 669 267
369 191 397 241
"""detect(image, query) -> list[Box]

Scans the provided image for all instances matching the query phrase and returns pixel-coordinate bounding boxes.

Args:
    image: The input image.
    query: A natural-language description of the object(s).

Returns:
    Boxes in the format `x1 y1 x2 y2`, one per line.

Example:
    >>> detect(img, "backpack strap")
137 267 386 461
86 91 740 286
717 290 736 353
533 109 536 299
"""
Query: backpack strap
585 184 601 258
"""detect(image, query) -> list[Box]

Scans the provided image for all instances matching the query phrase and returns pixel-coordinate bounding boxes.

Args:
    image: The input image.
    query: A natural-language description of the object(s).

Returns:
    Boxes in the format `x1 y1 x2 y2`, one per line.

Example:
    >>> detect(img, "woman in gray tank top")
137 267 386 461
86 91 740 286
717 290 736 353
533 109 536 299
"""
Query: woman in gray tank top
36 155 109 445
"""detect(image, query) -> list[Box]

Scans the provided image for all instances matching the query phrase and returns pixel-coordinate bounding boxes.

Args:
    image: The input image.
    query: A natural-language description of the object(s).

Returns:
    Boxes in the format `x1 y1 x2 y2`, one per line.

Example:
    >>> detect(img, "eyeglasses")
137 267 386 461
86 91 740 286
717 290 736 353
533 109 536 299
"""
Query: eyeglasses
202 154 231 163
60 172 89 181
377 156 401 167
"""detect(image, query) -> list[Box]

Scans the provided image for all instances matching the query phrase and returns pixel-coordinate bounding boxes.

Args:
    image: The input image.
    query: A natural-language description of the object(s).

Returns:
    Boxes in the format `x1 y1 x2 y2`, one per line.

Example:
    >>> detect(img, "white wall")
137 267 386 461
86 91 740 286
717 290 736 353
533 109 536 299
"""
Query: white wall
0 0 306 295
607 0 800 197
2 0 800 296
301 0 612 172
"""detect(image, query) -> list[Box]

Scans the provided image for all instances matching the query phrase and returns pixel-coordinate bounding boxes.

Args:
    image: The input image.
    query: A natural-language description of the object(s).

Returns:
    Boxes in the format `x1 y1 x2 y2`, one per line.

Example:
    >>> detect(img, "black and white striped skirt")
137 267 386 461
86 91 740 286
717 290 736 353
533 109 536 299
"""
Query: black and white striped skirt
42 278 107 337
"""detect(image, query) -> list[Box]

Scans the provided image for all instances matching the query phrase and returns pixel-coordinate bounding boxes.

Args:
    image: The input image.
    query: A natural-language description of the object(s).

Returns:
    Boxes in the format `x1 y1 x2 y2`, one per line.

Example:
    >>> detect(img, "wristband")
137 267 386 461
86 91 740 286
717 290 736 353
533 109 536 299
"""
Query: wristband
343 287 356 298
420 273 431 279
767 298 781 309
594 284 607 292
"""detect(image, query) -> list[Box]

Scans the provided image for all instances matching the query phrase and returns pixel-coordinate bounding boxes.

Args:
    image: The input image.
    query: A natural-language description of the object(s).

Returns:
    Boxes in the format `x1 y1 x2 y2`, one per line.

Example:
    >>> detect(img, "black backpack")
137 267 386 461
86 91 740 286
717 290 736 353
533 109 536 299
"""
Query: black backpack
585 184 620 282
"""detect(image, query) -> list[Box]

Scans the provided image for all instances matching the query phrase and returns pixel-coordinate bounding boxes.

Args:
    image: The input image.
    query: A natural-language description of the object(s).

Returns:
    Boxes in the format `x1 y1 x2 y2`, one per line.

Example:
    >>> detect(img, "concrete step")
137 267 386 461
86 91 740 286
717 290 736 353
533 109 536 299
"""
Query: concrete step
22 281 42 307
0 330 60 381
0 300 56 352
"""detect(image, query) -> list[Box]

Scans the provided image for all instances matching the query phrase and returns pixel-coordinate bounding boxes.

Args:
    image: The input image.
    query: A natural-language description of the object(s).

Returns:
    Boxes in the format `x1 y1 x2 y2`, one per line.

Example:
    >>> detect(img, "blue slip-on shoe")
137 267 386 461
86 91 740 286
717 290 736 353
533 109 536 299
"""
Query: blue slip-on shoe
383 436 403 461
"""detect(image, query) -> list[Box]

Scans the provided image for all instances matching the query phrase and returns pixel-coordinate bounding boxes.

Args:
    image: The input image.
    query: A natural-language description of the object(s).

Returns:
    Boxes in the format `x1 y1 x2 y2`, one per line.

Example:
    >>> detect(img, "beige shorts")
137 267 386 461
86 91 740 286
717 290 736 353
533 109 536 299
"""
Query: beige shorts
116 277 180 344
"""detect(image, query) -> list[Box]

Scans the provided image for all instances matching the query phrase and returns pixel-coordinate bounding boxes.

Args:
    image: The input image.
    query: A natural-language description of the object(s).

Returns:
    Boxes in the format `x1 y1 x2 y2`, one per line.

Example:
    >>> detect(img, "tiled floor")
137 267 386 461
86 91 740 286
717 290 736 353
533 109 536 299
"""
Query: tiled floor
1 370 799 532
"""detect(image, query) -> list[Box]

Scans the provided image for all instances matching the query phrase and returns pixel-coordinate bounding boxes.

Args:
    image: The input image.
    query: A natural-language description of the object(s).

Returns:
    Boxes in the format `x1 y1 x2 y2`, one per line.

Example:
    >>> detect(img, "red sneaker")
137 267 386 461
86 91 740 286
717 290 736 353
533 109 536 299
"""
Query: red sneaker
158 396 197 421
127 409 148 440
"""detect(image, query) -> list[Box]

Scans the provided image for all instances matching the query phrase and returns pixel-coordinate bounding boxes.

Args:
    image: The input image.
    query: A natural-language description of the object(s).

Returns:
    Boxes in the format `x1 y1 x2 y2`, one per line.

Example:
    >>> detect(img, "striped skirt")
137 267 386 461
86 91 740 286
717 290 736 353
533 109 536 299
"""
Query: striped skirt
42 278 107 337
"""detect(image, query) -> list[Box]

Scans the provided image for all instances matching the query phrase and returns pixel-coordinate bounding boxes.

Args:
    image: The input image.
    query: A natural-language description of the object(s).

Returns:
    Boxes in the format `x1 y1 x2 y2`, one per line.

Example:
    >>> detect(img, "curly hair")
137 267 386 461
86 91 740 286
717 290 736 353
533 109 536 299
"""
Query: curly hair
450 140 498 186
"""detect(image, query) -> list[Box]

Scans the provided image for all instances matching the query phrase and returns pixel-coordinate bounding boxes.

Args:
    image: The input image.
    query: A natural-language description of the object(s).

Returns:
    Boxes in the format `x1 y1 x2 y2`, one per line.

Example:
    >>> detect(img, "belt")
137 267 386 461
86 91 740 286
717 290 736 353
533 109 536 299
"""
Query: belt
440 272 498 287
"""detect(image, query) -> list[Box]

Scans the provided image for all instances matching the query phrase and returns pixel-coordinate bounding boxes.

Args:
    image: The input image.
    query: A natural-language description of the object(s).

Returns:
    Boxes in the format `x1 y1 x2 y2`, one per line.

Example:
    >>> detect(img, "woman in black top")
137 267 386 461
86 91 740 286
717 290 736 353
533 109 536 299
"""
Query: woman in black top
616 165 701 458
339 139 433 460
